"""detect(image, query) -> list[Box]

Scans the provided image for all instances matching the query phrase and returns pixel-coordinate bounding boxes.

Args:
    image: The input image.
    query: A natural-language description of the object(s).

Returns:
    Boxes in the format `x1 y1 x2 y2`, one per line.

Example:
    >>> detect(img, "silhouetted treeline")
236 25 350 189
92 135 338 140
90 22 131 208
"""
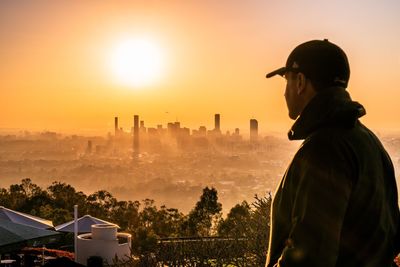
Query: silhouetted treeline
0 178 271 265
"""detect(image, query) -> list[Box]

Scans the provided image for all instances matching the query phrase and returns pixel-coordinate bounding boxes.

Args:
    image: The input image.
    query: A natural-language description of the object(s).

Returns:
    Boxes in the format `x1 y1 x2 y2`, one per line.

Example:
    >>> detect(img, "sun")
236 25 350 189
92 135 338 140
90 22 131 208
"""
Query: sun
110 38 164 87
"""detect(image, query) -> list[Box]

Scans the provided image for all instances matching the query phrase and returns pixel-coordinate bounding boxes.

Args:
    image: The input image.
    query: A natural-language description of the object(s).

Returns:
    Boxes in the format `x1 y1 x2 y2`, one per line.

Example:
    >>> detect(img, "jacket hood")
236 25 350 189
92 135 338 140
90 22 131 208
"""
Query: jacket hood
288 87 366 140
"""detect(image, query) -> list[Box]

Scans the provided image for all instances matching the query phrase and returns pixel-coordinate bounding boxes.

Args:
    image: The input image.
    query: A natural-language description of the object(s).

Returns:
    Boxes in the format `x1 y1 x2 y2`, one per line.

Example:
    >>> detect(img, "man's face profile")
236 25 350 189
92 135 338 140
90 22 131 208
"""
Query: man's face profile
284 71 301 120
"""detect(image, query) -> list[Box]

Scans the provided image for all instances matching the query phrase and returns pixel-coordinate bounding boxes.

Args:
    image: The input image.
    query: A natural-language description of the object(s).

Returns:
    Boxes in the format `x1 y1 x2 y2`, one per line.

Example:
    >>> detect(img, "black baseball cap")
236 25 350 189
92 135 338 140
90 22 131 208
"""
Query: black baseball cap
266 39 350 88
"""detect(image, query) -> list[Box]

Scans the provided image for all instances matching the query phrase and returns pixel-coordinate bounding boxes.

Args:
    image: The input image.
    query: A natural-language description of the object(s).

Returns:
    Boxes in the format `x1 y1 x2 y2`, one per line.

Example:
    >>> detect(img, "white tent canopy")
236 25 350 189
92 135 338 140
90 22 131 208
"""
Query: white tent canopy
55 215 119 233
0 219 59 253
0 206 54 230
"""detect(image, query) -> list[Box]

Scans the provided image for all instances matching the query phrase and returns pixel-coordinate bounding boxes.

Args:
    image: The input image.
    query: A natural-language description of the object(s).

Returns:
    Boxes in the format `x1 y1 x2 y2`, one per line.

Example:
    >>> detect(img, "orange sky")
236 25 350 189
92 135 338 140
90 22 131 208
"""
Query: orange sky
1 0 399 135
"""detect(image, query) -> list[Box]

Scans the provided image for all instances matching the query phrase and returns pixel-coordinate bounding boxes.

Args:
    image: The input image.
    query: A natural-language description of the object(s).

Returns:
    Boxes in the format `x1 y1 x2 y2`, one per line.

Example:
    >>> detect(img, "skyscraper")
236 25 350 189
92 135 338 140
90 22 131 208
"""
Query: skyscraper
86 140 92 154
114 117 118 136
140 120 147 134
214 114 220 133
250 119 258 142
133 115 139 156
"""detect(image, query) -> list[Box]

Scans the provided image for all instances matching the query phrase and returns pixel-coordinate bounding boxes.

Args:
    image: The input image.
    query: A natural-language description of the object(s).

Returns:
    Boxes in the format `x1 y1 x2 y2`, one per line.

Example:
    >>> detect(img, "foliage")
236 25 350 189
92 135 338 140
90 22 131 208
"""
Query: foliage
131 226 158 256
47 181 87 215
0 179 272 266
153 194 272 266
139 199 183 238
246 193 272 266
111 200 140 232
181 187 222 237
217 201 251 237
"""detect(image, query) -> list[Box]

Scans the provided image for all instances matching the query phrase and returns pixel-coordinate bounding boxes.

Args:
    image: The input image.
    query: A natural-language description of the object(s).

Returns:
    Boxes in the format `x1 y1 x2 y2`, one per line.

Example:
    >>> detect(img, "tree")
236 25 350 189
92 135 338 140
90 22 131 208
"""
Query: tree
132 199 184 259
131 226 158 256
137 199 184 238
4 179 54 217
246 193 272 266
217 201 251 237
20 178 41 198
139 199 157 229
7 183 27 210
39 205 73 226
150 206 183 238
47 181 87 214
0 188 11 208
24 190 53 217
110 200 140 231
216 194 272 266
86 190 117 220
182 187 222 236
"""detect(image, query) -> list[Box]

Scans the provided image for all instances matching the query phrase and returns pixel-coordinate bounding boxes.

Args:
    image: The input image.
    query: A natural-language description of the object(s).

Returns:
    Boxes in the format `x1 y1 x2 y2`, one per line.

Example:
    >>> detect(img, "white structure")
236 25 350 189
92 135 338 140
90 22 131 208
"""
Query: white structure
0 206 54 229
55 214 118 233
76 224 131 265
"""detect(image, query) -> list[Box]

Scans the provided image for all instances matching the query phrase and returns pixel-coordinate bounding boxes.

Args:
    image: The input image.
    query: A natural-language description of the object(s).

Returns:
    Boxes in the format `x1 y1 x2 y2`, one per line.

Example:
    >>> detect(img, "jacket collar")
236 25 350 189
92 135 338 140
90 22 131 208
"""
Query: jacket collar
288 87 366 140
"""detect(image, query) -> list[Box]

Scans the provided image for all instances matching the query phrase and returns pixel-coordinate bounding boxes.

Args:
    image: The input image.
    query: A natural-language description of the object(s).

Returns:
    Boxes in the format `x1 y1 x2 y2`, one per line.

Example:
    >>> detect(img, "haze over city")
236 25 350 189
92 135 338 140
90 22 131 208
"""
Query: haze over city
1 114 400 214
1 1 400 212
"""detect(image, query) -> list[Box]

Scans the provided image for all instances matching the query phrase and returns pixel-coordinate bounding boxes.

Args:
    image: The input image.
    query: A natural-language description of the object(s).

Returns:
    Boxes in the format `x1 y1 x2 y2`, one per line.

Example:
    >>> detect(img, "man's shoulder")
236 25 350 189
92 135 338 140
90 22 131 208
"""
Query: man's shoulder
303 123 376 146
296 126 362 161
301 127 346 149
297 123 386 162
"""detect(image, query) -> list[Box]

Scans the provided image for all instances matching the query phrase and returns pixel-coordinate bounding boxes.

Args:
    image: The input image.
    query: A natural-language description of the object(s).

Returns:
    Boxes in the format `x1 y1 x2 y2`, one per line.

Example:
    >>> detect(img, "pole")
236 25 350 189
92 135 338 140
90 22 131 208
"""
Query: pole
74 205 78 262
42 245 45 265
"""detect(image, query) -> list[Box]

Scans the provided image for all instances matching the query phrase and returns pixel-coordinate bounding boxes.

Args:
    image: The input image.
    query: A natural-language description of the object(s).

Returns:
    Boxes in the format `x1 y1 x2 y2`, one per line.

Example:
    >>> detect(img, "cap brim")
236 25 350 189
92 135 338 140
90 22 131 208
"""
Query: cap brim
266 67 286 78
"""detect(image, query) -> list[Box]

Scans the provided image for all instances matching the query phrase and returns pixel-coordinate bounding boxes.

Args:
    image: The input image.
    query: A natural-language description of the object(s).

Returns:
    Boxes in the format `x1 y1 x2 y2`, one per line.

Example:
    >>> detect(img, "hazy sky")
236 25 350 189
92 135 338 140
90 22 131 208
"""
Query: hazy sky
1 0 399 135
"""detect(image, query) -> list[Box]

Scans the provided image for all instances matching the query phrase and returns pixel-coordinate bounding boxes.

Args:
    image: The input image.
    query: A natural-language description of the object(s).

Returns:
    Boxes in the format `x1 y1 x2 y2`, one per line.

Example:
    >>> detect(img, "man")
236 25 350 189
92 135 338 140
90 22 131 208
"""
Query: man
265 39 400 266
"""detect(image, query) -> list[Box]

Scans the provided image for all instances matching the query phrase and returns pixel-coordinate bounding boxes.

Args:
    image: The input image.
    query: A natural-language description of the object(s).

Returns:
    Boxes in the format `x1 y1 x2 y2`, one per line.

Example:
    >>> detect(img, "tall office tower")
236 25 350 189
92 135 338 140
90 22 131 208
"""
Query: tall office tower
250 119 258 142
114 117 118 136
167 122 175 133
167 122 179 137
86 140 92 154
140 120 146 134
199 126 207 136
133 115 139 156
214 114 221 132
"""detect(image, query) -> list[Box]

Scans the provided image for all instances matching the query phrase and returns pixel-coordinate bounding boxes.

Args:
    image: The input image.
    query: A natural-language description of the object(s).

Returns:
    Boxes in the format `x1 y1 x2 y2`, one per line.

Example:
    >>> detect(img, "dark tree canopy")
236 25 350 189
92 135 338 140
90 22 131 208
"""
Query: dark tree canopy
0 179 272 266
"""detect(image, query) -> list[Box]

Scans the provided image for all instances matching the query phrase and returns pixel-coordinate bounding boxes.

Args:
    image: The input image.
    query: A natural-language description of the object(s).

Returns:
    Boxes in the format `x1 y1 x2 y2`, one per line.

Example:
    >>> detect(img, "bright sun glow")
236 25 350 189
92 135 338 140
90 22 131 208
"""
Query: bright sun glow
110 38 164 87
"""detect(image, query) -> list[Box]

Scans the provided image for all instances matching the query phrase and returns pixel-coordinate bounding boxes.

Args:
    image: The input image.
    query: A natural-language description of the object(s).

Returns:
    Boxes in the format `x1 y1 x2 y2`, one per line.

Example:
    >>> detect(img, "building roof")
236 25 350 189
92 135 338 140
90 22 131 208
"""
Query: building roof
0 219 59 253
0 206 54 230
55 215 119 233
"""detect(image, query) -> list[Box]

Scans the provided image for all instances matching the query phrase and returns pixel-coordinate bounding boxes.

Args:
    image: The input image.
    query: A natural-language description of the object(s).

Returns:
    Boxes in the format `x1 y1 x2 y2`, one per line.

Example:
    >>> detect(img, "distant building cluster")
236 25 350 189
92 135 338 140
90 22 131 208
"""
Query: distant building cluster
110 114 259 158
114 113 257 140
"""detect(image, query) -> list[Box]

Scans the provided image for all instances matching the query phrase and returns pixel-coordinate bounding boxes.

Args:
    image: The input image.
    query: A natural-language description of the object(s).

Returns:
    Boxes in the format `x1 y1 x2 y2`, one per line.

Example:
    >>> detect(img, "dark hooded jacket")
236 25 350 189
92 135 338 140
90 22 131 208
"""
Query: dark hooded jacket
266 87 400 267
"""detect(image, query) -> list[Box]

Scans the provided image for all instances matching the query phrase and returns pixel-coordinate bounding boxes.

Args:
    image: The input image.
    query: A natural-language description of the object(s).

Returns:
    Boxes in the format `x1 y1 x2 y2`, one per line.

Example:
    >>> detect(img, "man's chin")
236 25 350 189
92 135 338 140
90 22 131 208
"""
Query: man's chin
288 113 299 120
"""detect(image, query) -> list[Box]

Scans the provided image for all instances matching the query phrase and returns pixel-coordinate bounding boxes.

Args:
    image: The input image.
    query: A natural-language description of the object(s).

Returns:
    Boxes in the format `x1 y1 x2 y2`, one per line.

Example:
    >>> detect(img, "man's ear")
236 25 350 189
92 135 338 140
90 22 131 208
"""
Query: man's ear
296 73 306 94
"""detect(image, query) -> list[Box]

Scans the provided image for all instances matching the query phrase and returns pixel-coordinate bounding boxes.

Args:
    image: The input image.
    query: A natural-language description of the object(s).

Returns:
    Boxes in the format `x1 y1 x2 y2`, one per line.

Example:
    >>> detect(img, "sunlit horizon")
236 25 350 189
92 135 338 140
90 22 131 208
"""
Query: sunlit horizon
1 1 399 135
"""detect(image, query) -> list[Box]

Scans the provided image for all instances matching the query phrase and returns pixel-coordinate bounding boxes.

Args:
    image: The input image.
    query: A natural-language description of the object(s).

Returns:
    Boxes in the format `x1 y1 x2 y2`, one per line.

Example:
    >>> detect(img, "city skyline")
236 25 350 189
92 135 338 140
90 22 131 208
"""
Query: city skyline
113 113 257 138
